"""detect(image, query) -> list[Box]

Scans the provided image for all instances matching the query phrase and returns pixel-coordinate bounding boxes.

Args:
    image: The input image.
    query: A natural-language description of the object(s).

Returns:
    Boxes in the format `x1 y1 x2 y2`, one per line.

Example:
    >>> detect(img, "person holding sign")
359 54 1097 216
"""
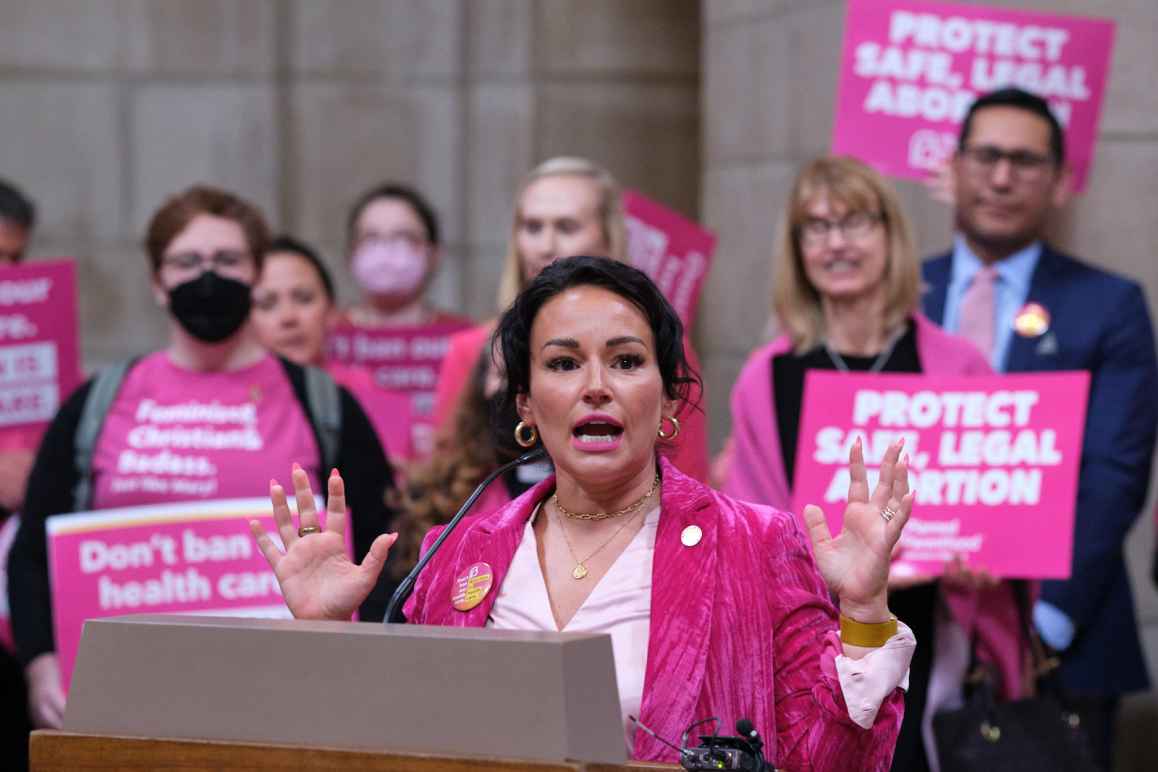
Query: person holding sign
254 256 917 770
922 88 1158 769
252 235 413 464
7 186 399 730
432 157 709 482
723 156 1026 772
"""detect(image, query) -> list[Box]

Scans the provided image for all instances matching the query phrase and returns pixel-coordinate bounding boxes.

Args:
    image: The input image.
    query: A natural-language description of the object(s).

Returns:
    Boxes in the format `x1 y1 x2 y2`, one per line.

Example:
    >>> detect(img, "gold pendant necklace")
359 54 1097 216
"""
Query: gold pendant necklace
552 480 659 580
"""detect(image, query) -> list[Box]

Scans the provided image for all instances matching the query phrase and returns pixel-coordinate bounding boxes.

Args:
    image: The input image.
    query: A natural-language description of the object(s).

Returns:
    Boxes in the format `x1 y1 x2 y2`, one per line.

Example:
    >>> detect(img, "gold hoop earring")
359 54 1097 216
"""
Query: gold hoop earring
514 420 538 448
657 416 681 440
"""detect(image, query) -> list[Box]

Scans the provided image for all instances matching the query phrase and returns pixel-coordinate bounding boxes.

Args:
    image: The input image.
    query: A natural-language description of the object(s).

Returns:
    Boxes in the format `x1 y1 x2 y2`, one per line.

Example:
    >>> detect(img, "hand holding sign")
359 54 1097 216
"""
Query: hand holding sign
804 438 914 623
251 466 396 622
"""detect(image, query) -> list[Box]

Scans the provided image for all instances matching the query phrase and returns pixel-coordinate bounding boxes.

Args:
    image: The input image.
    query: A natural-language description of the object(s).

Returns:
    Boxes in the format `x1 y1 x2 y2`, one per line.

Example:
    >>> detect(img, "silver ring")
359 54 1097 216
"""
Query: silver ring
880 505 898 523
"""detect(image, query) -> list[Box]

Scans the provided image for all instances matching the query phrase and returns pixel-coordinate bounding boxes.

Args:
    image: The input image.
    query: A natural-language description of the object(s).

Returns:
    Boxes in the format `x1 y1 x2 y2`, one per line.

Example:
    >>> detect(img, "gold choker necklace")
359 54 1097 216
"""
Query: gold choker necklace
551 474 661 521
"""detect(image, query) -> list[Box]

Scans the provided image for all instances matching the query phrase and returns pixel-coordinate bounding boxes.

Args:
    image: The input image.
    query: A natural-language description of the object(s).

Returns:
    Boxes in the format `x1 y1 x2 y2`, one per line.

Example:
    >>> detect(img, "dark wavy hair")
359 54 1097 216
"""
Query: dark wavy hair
495 255 700 415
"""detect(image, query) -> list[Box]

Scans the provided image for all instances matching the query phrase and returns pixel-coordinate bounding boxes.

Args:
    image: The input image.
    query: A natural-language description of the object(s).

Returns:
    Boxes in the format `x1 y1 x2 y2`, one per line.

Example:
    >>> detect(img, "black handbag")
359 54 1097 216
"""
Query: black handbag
932 583 1101 772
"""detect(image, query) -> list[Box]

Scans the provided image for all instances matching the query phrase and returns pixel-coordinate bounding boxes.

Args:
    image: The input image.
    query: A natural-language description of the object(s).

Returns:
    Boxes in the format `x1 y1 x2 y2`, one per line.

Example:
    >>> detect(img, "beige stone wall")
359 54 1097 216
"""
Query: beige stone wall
0 0 699 364
699 1 1158 767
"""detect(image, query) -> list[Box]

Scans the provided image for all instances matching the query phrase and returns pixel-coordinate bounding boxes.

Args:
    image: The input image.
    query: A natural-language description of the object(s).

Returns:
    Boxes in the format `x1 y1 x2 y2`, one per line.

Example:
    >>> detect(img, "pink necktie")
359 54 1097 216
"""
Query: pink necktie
958 266 997 360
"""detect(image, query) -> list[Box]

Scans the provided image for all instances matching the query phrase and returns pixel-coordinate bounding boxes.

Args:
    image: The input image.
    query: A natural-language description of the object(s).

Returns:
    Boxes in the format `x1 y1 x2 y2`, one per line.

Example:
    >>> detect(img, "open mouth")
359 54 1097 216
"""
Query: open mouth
572 415 625 445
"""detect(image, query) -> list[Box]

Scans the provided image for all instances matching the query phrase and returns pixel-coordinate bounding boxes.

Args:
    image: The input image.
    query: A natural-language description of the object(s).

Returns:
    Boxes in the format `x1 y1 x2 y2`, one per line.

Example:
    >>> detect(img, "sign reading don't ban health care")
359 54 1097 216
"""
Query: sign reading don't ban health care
791 373 1089 579
47 497 331 692
832 0 1115 192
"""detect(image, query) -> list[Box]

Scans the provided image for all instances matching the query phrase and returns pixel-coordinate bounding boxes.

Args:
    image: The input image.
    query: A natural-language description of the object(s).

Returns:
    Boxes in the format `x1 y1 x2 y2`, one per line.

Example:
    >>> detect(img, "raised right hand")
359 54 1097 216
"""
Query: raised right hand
250 465 396 621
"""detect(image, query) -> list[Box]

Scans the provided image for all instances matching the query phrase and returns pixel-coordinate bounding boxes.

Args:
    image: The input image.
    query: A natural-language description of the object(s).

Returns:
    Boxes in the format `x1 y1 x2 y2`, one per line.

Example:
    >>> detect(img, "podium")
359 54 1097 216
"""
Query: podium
31 732 668 770
43 615 660 770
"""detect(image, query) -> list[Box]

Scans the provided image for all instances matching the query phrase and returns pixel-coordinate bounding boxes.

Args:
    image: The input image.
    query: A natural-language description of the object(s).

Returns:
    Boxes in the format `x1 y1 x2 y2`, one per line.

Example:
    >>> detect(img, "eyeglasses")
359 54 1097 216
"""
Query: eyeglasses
161 249 251 272
799 211 881 245
958 145 1055 182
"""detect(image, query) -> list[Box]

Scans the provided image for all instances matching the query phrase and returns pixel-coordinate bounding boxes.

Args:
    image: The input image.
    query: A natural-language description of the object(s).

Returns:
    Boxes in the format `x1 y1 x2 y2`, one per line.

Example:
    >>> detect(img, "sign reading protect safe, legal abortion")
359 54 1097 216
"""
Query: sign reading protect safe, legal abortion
791 372 1089 579
47 498 317 691
624 191 716 328
831 0 1115 191
0 260 81 431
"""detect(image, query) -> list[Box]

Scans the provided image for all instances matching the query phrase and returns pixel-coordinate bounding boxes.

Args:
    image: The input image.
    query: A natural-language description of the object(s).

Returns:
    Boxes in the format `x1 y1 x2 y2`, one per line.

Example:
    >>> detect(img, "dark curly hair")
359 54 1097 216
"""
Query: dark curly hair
495 255 701 416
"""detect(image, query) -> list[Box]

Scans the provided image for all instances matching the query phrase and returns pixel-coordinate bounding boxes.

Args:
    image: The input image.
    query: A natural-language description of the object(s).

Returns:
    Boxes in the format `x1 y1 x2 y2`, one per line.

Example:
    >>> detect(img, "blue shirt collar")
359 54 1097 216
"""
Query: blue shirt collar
950 234 1042 292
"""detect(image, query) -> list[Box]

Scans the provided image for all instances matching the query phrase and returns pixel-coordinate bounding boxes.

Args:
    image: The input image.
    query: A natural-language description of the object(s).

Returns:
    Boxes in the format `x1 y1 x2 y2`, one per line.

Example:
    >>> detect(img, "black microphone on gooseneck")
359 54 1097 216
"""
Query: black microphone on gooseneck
383 447 547 624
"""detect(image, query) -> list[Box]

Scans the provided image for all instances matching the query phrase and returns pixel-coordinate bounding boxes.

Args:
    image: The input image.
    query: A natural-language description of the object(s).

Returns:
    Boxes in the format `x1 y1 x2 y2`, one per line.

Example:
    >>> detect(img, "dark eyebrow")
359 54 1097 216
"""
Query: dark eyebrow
541 337 579 351
606 336 647 348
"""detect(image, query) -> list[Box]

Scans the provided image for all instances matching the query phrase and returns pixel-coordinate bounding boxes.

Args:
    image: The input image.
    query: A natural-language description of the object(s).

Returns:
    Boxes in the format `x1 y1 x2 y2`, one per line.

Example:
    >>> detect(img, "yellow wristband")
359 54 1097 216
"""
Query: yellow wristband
839 613 898 648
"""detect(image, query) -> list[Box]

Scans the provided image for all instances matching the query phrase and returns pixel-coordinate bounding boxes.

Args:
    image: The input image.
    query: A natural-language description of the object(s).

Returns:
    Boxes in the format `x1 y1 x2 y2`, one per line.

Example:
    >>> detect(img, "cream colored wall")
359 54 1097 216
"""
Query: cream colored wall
699 1 1158 768
0 0 700 364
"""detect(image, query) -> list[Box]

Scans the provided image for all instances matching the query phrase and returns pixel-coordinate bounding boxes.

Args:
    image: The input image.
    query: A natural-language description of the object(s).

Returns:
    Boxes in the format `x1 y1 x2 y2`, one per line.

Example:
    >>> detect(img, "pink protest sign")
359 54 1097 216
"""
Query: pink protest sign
790 372 1089 579
624 190 716 327
47 497 331 691
831 0 1115 191
326 320 472 457
0 260 81 434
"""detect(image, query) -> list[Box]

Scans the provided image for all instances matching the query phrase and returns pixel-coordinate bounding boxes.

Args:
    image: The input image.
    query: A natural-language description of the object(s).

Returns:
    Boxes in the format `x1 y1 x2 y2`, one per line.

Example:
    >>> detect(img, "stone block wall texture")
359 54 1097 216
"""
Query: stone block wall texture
0 0 700 364
700 1 1158 768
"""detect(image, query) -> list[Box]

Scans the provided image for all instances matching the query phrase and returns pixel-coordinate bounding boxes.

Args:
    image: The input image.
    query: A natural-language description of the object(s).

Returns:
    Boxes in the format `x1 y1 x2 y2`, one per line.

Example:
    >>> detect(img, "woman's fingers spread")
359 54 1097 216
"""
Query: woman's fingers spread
325 469 347 535
293 464 319 530
802 504 833 551
847 437 870 503
359 532 398 584
872 439 903 507
250 519 283 569
270 479 298 548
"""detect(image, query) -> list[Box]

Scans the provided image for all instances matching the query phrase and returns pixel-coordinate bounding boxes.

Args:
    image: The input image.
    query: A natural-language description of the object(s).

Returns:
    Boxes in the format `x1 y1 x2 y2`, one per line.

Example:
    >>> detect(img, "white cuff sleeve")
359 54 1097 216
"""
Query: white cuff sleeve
834 621 917 729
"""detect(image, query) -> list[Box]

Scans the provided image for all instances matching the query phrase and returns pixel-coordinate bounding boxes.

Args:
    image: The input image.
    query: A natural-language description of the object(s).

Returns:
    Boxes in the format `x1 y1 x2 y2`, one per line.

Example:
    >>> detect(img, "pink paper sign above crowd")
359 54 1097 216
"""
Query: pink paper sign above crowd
47 497 328 691
831 0 1115 191
791 372 1090 579
623 190 716 328
0 260 81 441
326 319 472 457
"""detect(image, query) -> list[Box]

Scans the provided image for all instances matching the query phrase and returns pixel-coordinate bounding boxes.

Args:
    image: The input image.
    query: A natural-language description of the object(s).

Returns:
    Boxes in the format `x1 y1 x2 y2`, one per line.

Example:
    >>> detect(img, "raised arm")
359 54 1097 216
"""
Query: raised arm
250 465 397 621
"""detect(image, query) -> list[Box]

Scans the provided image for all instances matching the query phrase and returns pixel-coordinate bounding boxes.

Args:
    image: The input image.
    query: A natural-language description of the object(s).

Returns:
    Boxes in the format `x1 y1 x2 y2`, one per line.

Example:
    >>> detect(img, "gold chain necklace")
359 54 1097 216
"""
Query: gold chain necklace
551 474 661 521
554 504 645 580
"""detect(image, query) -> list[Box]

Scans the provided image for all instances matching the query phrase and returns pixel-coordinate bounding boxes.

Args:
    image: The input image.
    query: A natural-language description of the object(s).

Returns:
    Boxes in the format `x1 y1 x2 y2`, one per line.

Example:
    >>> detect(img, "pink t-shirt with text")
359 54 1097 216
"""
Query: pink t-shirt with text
90 352 320 510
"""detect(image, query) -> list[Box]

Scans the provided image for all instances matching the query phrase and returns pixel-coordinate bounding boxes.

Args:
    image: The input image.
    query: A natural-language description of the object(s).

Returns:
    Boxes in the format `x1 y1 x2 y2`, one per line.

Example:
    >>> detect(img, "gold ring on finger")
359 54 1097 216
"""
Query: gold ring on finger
298 525 322 537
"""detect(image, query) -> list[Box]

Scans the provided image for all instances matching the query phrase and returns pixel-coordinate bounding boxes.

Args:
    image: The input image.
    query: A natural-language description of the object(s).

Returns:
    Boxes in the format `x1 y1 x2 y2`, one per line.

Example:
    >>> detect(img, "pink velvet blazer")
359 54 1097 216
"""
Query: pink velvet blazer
722 313 1029 700
404 457 905 770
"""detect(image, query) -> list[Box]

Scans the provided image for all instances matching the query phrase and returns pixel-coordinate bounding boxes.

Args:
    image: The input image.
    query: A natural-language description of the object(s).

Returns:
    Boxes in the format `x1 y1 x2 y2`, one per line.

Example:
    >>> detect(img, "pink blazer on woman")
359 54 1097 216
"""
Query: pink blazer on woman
722 313 1028 701
405 457 905 771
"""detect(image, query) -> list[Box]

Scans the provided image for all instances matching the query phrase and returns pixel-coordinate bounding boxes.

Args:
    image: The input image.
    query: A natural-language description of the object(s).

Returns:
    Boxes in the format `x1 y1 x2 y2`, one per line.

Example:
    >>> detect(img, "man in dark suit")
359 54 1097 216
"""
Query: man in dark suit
922 88 1157 770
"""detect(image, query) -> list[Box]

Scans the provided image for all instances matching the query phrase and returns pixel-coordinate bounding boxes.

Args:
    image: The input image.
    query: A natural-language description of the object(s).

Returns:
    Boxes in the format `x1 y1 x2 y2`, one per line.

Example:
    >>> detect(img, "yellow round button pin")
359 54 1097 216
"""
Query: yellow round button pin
681 525 702 547
1013 302 1050 338
451 561 494 612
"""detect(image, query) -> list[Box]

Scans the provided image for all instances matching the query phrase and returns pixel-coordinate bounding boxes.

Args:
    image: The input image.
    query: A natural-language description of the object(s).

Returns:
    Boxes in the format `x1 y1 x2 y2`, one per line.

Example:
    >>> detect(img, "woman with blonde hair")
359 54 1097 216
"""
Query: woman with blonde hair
431 157 707 483
723 156 1028 772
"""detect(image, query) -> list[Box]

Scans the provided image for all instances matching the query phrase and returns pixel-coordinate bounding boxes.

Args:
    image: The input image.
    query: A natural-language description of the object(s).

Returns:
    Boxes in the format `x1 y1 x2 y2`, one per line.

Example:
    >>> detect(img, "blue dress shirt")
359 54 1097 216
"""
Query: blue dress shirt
942 235 1075 649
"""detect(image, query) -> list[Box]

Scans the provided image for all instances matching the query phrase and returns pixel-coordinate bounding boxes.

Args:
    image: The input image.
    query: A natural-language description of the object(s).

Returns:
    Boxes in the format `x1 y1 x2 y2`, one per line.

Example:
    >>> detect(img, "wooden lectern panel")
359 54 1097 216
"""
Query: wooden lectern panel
31 732 675 771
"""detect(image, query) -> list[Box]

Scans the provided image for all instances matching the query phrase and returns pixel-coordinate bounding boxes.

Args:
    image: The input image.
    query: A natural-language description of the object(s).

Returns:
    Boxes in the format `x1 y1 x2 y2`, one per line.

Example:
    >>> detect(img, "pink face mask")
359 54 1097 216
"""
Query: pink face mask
350 239 428 298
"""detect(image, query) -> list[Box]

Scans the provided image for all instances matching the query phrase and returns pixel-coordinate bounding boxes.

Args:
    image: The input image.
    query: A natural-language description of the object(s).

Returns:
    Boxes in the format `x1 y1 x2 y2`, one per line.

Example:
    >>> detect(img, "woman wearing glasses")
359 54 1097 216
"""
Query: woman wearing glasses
7 186 398 731
722 156 1028 771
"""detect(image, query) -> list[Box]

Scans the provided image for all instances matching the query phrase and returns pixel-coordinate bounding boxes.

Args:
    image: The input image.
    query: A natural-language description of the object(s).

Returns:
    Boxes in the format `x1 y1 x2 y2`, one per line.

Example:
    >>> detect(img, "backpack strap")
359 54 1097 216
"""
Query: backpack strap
72 359 134 512
302 364 342 473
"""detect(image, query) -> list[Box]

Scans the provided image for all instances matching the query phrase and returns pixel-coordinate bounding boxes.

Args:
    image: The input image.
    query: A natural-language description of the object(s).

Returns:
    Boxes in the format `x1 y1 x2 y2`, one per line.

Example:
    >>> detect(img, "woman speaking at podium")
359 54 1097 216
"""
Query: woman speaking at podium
252 256 916 770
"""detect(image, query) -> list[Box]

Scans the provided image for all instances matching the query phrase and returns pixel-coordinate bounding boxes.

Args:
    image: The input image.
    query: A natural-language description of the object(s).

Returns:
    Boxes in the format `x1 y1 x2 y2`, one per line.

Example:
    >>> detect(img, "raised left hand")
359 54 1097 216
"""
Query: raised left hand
803 438 913 622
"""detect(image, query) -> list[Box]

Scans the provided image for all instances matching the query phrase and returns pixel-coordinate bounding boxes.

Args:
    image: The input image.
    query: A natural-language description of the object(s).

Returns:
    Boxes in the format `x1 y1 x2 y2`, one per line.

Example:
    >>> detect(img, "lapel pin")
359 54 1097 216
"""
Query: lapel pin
681 525 702 548
1013 302 1050 338
451 561 494 612
1036 332 1059 356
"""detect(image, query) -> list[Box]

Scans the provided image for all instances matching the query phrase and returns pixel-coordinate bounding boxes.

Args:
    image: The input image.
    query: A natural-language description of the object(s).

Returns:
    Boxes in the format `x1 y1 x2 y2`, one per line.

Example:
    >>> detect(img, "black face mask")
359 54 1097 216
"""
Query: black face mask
167 271 253 343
